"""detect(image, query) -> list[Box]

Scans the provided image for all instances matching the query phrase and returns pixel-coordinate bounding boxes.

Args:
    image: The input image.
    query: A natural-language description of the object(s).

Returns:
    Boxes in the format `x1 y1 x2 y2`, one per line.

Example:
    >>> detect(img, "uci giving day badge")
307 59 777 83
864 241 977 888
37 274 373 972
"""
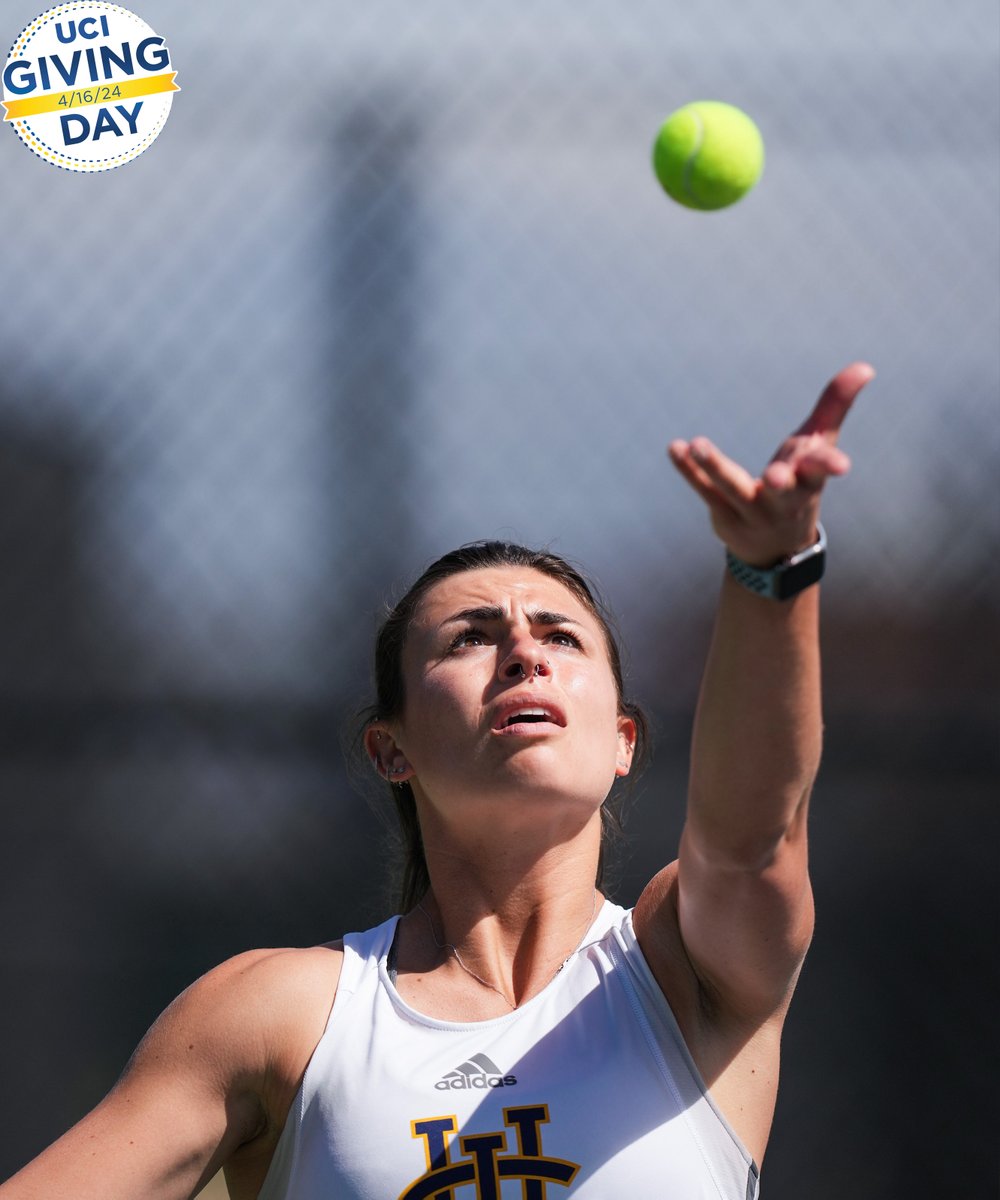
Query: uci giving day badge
3 3 178 171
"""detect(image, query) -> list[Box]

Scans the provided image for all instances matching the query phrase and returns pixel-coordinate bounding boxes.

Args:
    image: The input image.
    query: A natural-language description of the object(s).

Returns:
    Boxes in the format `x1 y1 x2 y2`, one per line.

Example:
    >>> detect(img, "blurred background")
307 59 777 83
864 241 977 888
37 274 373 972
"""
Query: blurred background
1 1 996 1195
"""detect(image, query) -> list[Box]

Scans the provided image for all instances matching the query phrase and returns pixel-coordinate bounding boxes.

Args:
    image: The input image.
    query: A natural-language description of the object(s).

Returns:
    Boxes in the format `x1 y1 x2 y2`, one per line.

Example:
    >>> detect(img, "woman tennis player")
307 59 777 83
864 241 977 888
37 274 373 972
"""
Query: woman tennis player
0 363 874 1199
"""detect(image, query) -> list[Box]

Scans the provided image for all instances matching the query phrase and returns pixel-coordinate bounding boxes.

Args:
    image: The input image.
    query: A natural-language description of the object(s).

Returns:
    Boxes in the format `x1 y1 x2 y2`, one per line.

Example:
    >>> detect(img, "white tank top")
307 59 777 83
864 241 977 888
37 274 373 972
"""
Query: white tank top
259 902 759 1199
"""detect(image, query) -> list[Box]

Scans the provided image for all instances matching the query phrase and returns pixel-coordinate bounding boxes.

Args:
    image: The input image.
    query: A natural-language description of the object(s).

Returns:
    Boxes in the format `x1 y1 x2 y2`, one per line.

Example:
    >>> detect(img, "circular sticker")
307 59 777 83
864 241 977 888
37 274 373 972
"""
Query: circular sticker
3 3 178 171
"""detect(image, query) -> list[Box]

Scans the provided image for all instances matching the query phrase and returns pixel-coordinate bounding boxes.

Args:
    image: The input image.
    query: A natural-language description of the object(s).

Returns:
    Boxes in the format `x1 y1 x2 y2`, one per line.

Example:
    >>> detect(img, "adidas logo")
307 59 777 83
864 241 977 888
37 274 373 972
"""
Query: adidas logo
434 1053 518 1091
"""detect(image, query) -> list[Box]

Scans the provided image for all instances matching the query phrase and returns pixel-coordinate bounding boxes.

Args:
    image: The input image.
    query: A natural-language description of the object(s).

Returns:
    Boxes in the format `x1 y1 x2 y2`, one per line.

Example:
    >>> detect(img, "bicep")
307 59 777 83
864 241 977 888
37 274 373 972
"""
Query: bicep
637 803 814 1023
0 1068 248 1200
676 799 815 1015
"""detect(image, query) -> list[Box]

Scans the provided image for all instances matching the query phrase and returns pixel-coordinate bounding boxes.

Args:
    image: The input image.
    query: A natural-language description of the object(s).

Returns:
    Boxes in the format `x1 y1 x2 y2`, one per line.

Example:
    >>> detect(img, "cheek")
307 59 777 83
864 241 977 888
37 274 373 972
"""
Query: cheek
564 674 623 745
399 669 481 756
419 667 479 716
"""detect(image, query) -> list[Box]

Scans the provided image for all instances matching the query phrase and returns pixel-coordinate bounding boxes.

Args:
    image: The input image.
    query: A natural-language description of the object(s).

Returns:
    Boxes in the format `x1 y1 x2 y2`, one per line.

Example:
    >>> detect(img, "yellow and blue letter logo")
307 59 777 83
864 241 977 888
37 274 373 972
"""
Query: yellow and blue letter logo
401 1104 580 1199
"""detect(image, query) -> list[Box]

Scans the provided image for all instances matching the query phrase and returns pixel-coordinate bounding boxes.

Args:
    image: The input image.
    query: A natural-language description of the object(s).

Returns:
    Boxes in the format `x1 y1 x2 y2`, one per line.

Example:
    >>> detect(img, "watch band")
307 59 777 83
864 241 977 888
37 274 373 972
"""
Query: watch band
725 523 827 601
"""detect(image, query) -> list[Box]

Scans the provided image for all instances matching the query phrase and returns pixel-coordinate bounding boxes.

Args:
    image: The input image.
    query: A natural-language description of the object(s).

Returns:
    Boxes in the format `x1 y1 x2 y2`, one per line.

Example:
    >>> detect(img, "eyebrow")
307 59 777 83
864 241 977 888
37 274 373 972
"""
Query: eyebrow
441 605 580 628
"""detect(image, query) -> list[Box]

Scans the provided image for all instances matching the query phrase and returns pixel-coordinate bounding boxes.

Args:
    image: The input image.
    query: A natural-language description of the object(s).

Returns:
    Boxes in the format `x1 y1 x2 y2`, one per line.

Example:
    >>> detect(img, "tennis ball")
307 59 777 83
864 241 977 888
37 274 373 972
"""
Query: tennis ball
652 101 764 211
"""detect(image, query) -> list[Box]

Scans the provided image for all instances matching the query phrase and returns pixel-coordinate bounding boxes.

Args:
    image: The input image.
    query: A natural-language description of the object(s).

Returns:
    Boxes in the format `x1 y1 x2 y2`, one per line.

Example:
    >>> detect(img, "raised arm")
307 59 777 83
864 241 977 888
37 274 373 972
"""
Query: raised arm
636 363 874 1043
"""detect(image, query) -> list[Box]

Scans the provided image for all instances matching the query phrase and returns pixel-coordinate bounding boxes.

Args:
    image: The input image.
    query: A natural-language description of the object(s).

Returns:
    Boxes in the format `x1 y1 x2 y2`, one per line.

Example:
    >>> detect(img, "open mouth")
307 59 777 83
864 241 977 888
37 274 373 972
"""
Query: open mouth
502 709 553 728
491 700 566 733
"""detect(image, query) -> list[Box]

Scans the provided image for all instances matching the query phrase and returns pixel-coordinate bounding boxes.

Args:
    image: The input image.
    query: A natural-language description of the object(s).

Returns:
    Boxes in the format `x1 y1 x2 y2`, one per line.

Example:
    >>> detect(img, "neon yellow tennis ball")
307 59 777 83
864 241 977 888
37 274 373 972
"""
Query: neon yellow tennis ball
652 101 764 211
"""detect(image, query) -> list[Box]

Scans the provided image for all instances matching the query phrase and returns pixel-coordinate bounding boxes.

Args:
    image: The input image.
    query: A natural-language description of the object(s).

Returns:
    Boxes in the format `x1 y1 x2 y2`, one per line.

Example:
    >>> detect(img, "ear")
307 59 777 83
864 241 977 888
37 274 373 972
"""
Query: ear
615 716 637 778
364 723 415 784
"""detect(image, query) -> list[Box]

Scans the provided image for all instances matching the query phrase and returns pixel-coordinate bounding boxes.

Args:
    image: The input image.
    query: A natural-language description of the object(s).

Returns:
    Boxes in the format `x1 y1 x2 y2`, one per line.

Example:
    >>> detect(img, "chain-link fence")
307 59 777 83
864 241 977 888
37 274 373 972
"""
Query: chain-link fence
1 1 997 1196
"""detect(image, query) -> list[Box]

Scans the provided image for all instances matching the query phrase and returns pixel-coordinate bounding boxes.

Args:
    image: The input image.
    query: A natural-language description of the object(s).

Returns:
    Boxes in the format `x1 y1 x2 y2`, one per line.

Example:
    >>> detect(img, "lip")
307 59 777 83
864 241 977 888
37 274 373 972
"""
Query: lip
490 693 567 735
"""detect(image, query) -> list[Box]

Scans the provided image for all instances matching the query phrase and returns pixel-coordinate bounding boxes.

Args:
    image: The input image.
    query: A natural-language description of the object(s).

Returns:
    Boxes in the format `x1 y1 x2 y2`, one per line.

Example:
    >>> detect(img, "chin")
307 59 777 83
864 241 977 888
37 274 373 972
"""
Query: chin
490 765 611 814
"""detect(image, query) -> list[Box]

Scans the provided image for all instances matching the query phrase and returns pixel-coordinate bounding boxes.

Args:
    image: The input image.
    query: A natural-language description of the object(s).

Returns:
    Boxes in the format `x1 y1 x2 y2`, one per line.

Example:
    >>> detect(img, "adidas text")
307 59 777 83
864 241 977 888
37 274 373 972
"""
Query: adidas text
434 1073 517 1091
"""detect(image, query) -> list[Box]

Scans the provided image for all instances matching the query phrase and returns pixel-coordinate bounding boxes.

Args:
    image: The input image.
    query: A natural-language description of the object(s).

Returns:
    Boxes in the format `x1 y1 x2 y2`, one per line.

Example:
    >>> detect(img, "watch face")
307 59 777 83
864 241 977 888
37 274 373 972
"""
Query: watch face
775 551 826 600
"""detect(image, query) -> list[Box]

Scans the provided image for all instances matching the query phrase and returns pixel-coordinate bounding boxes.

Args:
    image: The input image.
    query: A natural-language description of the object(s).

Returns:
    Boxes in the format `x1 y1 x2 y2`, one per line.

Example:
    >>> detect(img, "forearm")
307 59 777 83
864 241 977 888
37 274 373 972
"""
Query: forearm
686 572 822 868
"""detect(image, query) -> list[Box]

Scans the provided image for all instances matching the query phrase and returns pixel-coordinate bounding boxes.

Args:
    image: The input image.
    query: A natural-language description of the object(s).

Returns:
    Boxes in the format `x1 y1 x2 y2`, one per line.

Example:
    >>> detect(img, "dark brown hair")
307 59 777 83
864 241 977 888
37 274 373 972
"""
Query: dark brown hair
361 541 649 911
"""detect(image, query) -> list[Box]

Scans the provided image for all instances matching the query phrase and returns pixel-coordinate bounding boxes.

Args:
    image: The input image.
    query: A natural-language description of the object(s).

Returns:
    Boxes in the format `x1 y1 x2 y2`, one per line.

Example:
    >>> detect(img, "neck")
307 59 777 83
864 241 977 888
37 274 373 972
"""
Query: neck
396 794 606 1012
424 820 601 921
418 886 600 1010
413 852 603 1010
415 786 604 908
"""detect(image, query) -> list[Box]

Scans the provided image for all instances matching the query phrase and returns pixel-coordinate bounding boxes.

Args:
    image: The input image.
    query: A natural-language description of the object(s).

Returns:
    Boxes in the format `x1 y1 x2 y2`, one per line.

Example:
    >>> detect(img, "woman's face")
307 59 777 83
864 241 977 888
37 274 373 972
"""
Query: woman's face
377 566 636 839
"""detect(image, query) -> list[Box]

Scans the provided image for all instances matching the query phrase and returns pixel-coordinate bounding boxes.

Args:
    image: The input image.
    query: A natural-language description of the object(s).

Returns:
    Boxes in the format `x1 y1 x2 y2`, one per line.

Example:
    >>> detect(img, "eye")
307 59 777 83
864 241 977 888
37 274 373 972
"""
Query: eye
547 628 583 649
448 626 490 651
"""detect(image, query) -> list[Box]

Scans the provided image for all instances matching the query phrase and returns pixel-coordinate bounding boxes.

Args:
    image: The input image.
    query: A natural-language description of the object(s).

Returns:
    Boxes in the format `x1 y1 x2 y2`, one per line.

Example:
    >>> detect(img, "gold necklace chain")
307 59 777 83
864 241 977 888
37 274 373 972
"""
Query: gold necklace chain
416 890 599 1011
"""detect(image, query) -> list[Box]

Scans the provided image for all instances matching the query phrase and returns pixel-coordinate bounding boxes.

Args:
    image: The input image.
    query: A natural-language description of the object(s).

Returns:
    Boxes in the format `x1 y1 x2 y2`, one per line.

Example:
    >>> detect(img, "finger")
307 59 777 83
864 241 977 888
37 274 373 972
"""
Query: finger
668 441 729 506
761 460 798 494
668 441 742 519
779 437 851 475
687 437 759 507
766 453 848 499
794 444 852 487
797 361 876 442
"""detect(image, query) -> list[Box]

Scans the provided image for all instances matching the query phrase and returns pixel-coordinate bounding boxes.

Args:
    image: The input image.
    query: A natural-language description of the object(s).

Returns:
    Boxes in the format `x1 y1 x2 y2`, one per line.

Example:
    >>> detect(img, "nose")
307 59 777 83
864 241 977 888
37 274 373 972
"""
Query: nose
498 635 551 682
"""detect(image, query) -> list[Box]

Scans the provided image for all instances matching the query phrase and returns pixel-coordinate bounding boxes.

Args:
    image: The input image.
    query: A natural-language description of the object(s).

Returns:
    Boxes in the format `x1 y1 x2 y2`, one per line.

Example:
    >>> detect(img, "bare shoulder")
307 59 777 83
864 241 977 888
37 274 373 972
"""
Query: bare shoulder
165 940 345 1048
152 941 346 1121
177 942 346 1193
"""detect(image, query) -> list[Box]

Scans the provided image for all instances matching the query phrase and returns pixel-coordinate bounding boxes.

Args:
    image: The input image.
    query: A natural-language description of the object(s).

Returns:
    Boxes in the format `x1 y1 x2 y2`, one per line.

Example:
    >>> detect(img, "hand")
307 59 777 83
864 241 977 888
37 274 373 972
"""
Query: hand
667 362 875 566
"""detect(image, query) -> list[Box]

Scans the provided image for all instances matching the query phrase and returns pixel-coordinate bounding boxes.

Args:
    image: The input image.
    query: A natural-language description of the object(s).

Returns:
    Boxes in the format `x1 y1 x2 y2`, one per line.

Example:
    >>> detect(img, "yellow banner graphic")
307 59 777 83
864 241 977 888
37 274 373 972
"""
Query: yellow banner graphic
2 72 179 121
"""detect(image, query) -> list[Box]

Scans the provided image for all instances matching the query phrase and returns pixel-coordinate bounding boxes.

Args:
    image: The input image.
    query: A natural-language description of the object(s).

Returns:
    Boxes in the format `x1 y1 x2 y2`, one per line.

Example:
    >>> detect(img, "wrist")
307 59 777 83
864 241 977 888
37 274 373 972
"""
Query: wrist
725 523 827 600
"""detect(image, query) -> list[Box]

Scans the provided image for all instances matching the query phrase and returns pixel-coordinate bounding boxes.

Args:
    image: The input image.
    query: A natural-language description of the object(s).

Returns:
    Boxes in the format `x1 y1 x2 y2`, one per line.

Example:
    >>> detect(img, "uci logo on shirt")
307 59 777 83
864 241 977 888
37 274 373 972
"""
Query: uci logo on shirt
401 1105 580 1199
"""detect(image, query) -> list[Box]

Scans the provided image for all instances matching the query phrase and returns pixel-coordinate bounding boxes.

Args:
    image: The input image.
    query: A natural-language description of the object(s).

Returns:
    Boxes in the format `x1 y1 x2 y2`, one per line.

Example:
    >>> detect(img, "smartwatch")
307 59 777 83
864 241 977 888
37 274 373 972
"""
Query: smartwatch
725 523 827 601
